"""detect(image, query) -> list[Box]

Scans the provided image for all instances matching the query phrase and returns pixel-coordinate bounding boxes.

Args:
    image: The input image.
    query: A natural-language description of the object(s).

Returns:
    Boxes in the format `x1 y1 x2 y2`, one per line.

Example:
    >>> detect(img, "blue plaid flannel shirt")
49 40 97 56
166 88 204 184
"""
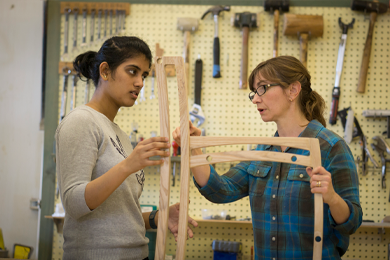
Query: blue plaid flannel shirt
194 120 362 260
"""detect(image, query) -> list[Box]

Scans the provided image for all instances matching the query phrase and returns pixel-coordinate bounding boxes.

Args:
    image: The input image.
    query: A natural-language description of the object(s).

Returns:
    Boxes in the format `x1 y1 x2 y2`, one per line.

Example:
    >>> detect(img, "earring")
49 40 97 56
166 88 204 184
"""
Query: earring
289 98 293 102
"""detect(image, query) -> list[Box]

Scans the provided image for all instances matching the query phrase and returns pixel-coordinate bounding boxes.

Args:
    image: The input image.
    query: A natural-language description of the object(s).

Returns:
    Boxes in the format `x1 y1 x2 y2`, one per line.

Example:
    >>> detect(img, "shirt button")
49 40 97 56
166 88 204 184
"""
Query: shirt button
272 237 276 241
299 174 303 178
276 175 279 179
272 216 276 221
272 194 276 198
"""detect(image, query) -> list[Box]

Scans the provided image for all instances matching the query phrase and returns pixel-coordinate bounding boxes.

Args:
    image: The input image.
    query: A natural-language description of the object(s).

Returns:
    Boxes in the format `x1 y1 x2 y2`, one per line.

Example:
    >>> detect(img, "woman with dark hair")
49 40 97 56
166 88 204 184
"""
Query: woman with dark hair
56 36 197 260
173 56 362 259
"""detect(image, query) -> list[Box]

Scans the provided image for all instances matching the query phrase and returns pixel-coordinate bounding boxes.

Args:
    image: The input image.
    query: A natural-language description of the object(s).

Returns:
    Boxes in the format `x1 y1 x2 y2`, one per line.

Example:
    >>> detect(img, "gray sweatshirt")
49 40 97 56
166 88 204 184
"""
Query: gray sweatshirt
55 105 148 260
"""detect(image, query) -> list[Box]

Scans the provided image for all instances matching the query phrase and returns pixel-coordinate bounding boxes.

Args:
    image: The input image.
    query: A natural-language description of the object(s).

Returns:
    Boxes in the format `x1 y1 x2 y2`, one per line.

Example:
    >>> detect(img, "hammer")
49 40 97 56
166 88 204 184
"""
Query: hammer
283 14 323 68
232 12 258 89
351 0 388 93
264 0 290 57
177 17 199 85
201 5 231 78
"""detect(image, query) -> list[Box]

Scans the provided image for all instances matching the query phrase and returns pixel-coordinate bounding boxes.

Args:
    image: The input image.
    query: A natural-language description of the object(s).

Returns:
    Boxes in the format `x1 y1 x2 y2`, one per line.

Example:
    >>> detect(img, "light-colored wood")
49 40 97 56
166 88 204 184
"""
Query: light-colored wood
190 150 311 168
190 136 311 150
154 56 190 260
310 140 323 260
175 57 190 259
155 56 323 260
154 57 171 260
283 14 323 37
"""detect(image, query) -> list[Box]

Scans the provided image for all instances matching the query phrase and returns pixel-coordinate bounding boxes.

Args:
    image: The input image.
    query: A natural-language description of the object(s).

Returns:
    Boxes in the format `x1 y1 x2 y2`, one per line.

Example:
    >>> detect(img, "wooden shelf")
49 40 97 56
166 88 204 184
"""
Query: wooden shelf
360 222 390 229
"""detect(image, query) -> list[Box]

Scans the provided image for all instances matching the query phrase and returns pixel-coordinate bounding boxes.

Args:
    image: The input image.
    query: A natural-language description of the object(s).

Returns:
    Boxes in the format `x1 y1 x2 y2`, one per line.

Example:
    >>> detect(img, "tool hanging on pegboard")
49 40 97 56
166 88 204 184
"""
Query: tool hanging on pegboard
329 18 355 125
232 12 258 89
201 5 230 78
283 13 323 68
263 0 290 58
58 63 73 124
351 0 388 93
60 2 131 62
338 107 379 176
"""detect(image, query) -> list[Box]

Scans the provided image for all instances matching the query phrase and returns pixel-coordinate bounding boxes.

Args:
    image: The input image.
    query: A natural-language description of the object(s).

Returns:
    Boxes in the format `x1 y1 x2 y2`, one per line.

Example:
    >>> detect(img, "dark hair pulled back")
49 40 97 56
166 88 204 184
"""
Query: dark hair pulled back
73 36 152 87
248 56 326 127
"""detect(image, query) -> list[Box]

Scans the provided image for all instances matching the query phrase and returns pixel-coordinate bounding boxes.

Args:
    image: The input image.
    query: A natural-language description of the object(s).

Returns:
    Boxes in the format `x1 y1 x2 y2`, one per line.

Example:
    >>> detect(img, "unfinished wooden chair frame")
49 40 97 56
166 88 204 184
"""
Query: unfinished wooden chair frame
154 56 324 260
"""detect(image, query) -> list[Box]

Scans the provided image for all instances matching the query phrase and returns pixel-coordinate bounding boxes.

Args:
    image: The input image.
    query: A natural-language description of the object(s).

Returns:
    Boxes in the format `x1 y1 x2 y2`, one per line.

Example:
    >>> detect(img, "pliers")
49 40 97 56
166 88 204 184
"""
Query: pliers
371 136 390 190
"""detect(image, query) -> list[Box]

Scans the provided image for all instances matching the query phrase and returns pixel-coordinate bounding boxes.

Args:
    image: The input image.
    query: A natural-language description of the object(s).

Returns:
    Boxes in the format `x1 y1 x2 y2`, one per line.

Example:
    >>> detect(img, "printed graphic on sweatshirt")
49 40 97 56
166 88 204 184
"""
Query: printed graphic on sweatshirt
110 135 127 159
136 170 145 190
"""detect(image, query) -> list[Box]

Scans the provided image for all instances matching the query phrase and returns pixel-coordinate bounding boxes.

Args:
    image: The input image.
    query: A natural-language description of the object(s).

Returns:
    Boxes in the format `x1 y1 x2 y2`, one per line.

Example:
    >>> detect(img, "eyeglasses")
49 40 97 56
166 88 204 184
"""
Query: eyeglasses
248 83 280 101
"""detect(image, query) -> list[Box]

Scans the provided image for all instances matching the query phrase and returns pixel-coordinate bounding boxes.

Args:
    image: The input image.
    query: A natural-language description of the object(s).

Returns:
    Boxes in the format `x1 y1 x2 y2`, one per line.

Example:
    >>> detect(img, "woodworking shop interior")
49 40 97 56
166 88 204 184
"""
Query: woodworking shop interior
0 0 390 259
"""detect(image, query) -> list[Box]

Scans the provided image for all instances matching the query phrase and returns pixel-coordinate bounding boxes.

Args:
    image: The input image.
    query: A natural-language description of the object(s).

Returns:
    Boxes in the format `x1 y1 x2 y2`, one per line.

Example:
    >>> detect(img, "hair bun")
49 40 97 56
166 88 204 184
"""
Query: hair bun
73 51 98 79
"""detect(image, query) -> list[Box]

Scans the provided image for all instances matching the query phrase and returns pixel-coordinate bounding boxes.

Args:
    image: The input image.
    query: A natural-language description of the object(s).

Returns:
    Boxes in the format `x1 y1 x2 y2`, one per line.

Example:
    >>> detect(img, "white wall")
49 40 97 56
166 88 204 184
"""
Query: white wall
0 1 44 259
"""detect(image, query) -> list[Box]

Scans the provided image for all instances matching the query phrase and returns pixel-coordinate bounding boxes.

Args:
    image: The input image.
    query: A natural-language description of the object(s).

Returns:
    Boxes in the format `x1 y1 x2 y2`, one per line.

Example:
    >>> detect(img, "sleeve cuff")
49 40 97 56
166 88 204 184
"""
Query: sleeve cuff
63 182 93 219
328 199 357 233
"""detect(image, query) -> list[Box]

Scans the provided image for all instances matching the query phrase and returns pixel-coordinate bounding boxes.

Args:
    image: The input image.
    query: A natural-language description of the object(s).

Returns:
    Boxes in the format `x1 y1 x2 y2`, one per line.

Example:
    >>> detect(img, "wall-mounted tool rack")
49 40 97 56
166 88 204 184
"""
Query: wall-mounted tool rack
60 2 130 15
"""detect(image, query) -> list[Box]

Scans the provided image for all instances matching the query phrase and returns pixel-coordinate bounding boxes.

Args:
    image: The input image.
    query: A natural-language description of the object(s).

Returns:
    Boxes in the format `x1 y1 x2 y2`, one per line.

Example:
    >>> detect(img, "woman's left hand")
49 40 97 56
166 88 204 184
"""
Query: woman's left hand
306 166 338 205
168 202 198 242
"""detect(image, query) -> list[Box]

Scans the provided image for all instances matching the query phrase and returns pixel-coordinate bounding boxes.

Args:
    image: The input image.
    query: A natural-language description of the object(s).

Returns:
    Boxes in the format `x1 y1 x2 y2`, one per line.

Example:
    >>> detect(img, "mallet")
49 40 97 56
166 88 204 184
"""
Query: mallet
351 0 388 93
232 12 258 89
283 14 323 68
264 0 290 57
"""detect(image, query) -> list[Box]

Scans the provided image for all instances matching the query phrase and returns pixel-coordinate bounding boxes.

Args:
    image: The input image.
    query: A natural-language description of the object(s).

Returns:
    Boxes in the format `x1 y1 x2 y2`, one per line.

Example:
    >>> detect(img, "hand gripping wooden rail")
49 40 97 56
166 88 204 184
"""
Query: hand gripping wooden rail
154 56 323 260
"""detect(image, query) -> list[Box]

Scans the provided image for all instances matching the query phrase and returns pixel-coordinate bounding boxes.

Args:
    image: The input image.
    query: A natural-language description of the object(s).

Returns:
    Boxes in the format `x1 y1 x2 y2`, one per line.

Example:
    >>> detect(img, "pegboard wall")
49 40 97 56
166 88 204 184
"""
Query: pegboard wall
52 3 390 259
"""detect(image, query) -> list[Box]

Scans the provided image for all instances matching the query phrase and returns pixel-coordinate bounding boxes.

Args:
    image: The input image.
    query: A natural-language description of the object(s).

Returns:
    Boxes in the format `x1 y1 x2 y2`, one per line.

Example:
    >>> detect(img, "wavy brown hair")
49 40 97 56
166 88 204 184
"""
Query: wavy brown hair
248 56 326 127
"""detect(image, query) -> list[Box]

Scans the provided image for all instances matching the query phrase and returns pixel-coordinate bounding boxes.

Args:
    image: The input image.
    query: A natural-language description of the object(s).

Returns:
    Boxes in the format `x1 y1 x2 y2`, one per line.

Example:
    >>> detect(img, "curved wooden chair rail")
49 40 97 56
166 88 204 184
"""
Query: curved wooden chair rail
154 56 323 260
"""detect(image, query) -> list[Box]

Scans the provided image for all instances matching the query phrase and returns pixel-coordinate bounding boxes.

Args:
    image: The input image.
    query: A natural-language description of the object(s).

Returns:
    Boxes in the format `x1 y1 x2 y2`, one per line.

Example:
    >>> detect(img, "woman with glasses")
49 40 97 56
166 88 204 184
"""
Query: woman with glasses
173 56 362 259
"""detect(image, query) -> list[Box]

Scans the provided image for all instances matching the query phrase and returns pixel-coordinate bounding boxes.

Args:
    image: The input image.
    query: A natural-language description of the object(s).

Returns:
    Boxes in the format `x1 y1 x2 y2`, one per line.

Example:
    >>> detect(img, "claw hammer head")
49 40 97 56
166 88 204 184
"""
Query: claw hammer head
201 5 231 19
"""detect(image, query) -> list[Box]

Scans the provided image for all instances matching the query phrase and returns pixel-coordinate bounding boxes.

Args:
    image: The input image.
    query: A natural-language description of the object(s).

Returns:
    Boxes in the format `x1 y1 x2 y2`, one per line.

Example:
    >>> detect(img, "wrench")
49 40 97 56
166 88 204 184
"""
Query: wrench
121 10 126 32
80 7 88 46
109 9 113 36
97 9 102 41
84 79 90 104
61 8 71 61
70 75 78 111
116 9 120 35
72 7 79 51
59 68 72 124
103 9 108 39
90 8 96 45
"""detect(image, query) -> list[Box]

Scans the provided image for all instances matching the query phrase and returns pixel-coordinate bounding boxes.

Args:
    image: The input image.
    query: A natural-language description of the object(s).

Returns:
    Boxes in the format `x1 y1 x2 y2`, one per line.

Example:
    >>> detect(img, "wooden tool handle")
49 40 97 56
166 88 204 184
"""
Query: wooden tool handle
183 31 190 63
299 33 309 68
356 12 377 93
240 26 249 89
273 9 280 58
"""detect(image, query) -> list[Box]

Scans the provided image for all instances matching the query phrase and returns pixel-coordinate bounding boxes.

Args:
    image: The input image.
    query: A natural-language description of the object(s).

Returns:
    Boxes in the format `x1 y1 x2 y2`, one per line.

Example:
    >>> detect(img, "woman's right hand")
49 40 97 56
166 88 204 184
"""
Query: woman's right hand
172 120 202 147
125 137 171 174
